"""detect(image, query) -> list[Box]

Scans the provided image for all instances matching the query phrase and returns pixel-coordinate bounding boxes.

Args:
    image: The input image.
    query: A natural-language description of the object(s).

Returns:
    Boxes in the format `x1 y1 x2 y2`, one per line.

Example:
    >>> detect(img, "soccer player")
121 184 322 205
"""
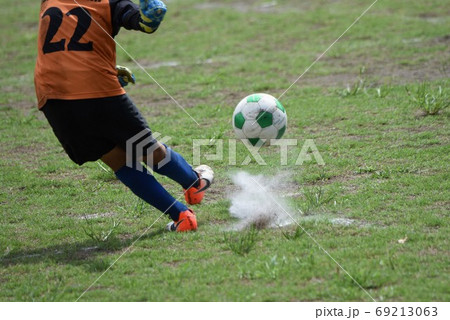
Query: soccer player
34 0 213 232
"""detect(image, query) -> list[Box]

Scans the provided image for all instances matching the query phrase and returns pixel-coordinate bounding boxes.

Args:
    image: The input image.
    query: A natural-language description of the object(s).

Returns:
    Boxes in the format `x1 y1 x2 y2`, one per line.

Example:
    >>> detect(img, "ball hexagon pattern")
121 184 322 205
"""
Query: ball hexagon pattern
232 93 287 146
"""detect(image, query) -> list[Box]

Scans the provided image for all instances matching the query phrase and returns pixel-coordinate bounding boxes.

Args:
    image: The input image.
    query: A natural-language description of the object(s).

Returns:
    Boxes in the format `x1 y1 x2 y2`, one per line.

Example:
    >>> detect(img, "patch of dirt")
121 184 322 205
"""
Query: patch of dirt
418 14 448 24
303 172 364 187
138 58 217 70
195 1 310 13
300 56 449 87
331 217 370 227
140 61 181 69
208 218 230 226
343 184 359 195
425 201 450 213
2 81 38 110
205 185 228 203
298 73 357 87
0 143 49 166
385 126 437 134
42 171 87 182
418 247 449 257
432 34 450 45
9 100 36 110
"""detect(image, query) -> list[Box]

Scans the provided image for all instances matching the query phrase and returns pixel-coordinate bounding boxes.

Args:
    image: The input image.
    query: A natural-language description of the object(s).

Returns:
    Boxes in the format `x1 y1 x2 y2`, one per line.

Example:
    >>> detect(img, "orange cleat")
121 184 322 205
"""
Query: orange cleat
166 209 197 232
184 165 214 205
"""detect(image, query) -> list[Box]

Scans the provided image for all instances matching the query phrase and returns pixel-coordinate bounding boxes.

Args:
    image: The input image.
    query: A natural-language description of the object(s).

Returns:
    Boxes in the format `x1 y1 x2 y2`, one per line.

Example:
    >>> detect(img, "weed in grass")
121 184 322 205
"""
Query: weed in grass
301 185 336 215
375 85 392 98
207 128 227 144
130 198 147 217
357 166 395 179
264 255 287 280
81 217 121 248
356 166 376 174
308 168 332 183
76 179 106 195
237 265 258 280
224 227 259 256
86 258 112 273
406 83 449 115
387 249 397 271
357 166 393 179
93 162 116 182
237 260 262 280
371 169 391 179
395 166 418 174
2 246 11 258
346 270 386 290
282 226 304 240
356 166 391 179
336 67 369 97
307 249 316 270
238 256 288 280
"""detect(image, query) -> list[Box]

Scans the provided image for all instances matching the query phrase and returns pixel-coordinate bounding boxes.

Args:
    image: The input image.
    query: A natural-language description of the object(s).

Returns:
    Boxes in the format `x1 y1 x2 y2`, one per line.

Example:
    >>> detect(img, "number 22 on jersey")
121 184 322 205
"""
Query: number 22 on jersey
42 6 93 54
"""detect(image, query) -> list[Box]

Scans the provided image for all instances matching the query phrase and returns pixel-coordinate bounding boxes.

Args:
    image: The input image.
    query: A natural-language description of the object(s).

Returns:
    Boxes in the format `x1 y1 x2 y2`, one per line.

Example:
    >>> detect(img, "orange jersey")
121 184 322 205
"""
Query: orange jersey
34 0 131 108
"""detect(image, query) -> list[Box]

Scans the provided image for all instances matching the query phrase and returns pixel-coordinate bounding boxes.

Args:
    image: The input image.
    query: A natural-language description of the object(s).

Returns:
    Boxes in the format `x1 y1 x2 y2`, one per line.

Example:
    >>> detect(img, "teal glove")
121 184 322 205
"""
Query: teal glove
139 0 167 33
116 65 136 87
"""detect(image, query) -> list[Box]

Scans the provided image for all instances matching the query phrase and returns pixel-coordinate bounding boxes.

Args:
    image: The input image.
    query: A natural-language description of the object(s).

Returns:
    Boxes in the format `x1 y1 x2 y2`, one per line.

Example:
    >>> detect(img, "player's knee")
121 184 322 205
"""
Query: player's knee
152 143 167 165
101 146 127 172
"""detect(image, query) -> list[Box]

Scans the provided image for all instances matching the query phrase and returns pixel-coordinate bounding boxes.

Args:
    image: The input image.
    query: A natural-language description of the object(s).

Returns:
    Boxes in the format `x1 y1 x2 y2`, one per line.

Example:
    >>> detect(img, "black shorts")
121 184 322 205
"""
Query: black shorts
42 94 153 165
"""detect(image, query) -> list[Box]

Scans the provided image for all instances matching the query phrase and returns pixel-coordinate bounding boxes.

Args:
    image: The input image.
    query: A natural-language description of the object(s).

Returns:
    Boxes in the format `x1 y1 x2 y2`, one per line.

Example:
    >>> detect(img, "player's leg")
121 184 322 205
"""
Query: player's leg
101 141 165 172
100 94 203 230
146 146 214 205
101 146 197 232
102 94 214 205
147 145 198 190
41 96 197 232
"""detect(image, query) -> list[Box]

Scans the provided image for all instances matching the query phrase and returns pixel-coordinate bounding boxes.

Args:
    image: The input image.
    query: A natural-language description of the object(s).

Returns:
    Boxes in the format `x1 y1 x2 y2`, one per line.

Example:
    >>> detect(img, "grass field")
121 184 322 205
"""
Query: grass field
0 0 449 301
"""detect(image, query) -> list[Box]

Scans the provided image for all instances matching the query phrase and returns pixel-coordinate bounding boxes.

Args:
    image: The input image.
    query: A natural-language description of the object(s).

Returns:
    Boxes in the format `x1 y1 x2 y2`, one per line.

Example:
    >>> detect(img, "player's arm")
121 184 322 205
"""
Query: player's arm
111 0 166 36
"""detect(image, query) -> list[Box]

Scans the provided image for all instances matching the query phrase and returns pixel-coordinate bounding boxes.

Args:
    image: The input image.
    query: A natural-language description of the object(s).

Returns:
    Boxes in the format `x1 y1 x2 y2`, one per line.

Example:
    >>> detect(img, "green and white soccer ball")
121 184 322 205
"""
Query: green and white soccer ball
232 93 287 146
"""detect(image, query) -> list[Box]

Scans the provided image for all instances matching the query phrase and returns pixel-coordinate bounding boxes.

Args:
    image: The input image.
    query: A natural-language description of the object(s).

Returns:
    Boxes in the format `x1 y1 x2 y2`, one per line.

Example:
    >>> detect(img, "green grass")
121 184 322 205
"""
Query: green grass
0 0 449 301
224 227 260 256
406 83 449 115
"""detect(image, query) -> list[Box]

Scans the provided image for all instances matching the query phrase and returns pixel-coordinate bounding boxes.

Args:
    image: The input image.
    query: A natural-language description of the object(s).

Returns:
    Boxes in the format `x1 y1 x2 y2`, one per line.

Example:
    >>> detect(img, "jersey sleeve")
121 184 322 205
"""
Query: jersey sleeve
110 0 142 36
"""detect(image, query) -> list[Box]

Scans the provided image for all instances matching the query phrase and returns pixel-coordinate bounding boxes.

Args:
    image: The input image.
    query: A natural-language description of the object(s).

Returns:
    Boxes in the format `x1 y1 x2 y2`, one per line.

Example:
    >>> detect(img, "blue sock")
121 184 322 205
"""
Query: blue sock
115 165 187 221
152 146 199 190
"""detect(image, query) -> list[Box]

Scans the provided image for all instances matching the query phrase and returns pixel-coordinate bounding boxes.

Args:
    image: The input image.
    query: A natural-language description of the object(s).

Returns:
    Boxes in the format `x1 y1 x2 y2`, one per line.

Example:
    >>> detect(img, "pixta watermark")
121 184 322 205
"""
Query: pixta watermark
125 129 171 172
126 130 325 170
193 138 325 166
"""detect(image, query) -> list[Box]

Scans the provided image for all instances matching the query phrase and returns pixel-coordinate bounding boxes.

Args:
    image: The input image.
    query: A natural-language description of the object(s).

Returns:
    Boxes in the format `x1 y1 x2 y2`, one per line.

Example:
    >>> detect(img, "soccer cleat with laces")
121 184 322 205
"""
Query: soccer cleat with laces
184 165 214 205
166 209 197 232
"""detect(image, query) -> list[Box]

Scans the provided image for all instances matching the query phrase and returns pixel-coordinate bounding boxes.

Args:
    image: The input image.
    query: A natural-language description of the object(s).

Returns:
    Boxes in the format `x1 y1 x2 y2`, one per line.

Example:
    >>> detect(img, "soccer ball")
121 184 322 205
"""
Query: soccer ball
232 93 287 146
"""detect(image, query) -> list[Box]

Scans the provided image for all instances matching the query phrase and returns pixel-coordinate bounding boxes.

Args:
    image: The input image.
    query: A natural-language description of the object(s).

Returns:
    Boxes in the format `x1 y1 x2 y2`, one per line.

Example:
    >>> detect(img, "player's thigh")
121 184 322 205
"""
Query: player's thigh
99 95 163 161
41 99 115 165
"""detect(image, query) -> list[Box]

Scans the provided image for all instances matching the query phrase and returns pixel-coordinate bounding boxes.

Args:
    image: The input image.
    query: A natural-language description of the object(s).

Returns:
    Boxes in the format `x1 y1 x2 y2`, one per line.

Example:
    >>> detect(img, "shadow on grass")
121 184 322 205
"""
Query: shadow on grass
0 228 166 268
